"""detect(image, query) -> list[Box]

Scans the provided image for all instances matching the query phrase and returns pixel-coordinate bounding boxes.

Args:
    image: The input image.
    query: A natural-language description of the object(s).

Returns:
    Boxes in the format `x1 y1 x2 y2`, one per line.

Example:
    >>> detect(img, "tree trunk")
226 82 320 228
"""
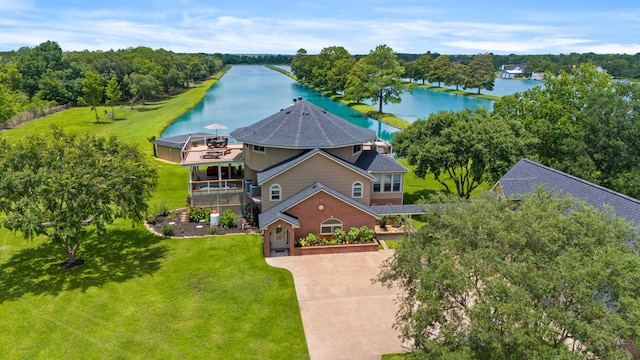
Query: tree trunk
93 107 99 123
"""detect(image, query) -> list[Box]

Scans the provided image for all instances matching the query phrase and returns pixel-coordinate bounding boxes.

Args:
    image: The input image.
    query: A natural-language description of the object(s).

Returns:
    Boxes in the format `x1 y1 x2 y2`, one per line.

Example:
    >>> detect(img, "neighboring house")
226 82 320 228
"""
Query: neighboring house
491 158 640 235
500 64 527 79
531 72 545 81
229 98 422 257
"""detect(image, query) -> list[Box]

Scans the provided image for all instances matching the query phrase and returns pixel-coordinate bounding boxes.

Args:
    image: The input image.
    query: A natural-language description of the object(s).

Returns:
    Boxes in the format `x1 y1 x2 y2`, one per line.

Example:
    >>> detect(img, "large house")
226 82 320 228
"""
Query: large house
166 98 423 256
228 98 424 256
491 158 640 235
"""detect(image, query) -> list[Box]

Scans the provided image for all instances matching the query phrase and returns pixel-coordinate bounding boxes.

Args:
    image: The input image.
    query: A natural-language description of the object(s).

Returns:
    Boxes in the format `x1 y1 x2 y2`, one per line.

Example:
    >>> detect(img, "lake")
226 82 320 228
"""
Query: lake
162 65 542 141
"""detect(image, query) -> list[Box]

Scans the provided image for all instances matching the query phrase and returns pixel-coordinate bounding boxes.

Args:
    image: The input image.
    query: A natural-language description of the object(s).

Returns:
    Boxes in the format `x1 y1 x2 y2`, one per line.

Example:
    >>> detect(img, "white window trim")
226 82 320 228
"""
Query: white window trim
253 144 266 154
269 183 282 201
372 173 402 193
352 181 363 198
320 218 343 235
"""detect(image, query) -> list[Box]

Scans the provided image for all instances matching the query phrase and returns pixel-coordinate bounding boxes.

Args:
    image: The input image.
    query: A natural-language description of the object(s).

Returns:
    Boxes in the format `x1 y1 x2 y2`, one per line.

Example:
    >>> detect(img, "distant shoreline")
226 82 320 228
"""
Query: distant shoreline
265 65 502 130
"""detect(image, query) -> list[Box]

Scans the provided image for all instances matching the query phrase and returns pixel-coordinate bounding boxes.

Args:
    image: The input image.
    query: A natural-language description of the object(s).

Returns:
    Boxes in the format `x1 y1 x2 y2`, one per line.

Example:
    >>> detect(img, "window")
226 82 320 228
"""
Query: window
372 173 402 193
321 218 343 235
269 184 282 201
352 144 362 155
352 181 363 198
253 145 265 153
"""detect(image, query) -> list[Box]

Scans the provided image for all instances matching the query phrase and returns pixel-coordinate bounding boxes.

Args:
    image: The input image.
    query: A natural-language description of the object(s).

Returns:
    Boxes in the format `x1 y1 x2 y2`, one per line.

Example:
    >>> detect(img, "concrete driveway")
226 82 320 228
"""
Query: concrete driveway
266 250 407 360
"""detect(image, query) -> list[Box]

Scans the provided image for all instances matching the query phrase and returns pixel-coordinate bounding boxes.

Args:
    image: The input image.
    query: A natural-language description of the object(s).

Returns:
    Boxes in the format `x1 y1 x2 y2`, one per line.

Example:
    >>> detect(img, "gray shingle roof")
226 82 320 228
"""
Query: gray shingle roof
153 132 210 148
229 99 377 149
370 204 427 215
355 150 408 173
257 149 375 185
494 158 640 232
259 182 379 230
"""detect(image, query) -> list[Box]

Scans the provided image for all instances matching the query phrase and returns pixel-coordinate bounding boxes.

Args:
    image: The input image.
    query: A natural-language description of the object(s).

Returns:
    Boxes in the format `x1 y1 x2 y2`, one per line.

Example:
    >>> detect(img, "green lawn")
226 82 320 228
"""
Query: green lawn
0 67 309 359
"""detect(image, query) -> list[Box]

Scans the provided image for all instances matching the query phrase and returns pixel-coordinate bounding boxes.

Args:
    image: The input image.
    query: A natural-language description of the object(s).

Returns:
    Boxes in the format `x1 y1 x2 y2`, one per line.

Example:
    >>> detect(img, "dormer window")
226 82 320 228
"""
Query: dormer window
352 144 362 155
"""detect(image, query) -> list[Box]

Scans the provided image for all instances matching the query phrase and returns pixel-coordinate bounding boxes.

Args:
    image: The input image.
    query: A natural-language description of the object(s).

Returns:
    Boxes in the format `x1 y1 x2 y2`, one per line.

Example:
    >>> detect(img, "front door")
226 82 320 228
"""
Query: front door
270 227 289 250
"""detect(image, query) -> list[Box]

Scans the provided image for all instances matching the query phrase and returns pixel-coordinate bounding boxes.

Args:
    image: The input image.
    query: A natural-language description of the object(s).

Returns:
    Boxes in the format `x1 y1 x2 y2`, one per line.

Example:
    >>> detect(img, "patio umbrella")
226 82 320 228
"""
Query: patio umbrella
204 123 228 136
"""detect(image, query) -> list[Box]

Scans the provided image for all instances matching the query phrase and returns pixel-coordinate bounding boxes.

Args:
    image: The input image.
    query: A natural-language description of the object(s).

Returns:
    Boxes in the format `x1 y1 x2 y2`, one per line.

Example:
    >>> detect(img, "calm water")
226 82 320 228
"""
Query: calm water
162 65 542 140
162 65 399 142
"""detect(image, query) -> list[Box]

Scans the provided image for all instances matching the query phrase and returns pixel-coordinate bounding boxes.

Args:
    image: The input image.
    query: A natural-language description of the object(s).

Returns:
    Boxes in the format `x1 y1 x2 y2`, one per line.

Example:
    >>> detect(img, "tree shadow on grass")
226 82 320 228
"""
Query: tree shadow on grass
0 227 168 304
404 188 448 204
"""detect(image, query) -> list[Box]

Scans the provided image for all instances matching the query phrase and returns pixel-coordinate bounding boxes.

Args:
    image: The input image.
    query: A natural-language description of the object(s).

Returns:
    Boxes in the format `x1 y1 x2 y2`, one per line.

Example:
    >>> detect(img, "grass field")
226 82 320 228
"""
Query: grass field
0 67 309 359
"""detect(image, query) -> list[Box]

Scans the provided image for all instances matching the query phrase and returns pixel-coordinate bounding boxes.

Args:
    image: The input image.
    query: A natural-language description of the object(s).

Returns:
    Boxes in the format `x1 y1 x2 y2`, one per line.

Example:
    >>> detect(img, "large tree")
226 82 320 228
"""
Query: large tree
493 63 640 198
392 107 522 198
345 44 408 113
0 127 157 267
463 53 495 94
378 189 640 359
427 55 452 87
124 73 161 109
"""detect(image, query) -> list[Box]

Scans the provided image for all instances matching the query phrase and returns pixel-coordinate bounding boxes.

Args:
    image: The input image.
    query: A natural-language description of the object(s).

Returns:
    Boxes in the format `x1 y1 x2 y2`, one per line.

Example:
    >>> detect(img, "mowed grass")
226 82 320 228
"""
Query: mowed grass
0 66 309 359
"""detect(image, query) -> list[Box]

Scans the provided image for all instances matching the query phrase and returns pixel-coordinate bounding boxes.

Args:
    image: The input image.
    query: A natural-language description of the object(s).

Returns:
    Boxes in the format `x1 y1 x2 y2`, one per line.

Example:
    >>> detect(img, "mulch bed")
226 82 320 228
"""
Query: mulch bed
147 212 258 238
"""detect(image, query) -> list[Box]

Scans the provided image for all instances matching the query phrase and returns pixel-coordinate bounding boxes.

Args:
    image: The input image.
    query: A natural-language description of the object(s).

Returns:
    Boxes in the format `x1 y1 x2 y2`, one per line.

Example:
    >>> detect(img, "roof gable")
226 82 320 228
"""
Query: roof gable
493 158 640 232
257 148 375 185
259 182 379 230
229 99 377 149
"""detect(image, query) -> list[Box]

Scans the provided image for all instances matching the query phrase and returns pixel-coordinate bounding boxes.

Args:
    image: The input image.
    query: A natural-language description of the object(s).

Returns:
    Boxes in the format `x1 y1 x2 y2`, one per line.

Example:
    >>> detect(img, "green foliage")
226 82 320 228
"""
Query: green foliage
427 55 452 87
393 107 522 199
0 126 157 266
219 209 237 229
378 189 640 359
105 75 122 118
187 207 209 223
333 228 346 243
161 223 174 236
345 44 409 113
463 53 495 94
493 63 640 198
78 71 104 122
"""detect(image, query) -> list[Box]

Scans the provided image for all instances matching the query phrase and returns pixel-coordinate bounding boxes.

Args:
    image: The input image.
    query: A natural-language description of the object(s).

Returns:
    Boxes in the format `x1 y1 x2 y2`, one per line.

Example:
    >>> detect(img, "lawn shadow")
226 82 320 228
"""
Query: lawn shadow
404 188 447 204
0 227 168 304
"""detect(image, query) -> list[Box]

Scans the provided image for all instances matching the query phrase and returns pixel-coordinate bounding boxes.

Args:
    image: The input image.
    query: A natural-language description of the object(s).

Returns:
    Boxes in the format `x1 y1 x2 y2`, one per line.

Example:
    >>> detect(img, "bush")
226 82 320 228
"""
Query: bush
146 214 157 225
188 207 209 222
333 228 346 243
154 201 169 217
305 232 318 246
161 223 174 236
219 209 237 229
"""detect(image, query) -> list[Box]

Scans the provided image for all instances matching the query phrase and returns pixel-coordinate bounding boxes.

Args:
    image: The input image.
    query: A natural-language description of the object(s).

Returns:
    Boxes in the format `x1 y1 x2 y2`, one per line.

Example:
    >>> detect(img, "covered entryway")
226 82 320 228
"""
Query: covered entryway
269 227 290 257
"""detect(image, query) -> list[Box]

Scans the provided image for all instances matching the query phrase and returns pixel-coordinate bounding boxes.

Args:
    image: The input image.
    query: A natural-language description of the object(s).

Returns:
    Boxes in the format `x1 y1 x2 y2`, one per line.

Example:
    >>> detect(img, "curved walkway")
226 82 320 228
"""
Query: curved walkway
266 250 408 360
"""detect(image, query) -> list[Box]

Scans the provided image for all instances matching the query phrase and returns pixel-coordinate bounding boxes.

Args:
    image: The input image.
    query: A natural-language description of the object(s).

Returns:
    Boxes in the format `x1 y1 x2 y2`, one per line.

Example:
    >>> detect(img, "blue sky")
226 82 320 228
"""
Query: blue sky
1 0 639 55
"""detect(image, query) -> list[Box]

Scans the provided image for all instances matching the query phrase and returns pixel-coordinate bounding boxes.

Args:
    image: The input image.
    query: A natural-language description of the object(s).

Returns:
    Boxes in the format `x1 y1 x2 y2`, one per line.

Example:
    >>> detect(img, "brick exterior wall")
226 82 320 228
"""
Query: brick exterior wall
287 191 377 240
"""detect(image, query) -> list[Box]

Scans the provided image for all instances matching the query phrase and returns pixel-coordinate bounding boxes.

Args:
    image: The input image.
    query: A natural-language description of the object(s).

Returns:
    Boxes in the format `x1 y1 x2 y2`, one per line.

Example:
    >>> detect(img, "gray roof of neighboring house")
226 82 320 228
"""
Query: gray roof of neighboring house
257 148 375 185
493 158 640 232
355 150 408 173
153 132 210 148
371 204 428 215
259 182 379 230
229 99 377 149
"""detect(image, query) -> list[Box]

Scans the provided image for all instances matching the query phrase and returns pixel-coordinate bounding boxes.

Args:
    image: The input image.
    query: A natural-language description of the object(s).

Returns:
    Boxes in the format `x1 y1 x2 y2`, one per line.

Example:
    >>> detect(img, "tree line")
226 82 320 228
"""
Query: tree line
0 40 224 125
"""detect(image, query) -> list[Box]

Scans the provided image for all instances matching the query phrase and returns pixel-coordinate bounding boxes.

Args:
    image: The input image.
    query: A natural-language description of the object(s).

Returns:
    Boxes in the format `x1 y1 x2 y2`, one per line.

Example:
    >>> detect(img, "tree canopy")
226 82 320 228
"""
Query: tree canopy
345 44 409 113
0 127 157 267
493 63 640 198
392 107 522 198
378 189 640 359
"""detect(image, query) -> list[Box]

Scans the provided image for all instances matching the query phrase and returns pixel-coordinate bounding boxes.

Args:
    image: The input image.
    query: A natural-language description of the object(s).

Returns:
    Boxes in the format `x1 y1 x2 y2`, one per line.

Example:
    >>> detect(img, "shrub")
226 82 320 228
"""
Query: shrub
188 207 209 222
359 226 375 242
146 214 157 225
305 232 318 246
347 227 361 243
219 209 237 229
333 228 346 243
161 223 174 236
